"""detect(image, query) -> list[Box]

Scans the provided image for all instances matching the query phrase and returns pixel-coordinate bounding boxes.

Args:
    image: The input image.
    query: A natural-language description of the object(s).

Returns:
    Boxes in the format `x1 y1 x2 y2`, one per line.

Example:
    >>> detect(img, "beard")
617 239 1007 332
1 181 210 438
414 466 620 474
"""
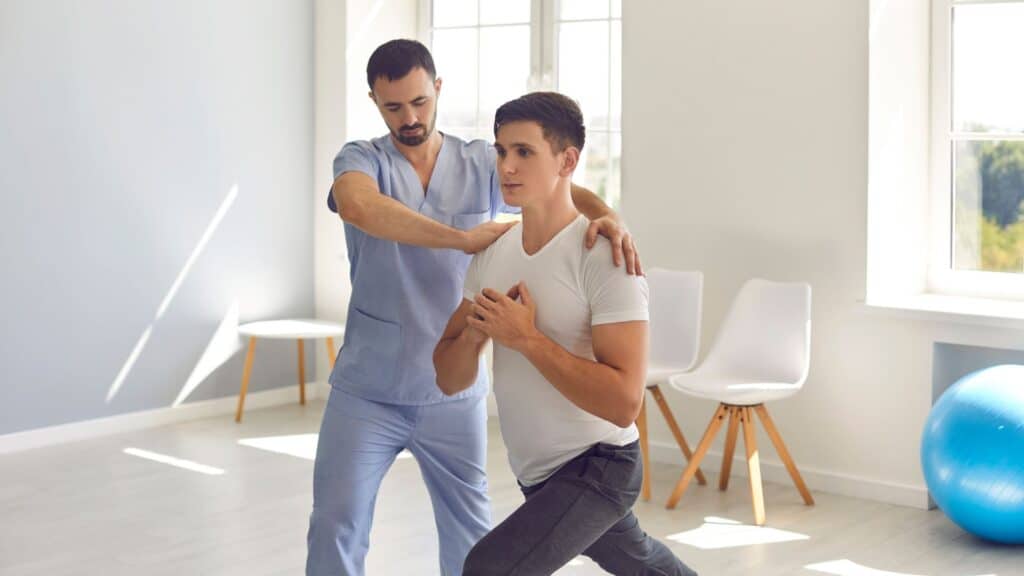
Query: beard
393 108 437 146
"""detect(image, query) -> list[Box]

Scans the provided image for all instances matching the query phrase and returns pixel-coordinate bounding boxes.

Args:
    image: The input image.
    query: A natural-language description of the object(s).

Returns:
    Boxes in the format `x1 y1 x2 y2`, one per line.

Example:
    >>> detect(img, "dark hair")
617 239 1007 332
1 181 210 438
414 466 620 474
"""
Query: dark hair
366 39 437 90
493 92 585 153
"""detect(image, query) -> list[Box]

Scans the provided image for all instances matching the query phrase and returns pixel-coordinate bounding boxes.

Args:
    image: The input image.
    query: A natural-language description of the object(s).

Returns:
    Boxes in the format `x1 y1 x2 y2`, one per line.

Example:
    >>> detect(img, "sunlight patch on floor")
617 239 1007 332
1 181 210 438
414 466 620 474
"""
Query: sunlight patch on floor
667 516 810 549
805 559 996 576
123 447 225 475
238 434 412 461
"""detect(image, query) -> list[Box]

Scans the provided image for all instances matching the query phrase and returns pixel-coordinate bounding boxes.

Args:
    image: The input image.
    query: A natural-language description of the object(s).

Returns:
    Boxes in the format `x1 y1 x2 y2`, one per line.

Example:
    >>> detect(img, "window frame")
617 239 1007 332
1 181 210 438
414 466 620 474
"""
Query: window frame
418 0 622 206
928 0 1024 301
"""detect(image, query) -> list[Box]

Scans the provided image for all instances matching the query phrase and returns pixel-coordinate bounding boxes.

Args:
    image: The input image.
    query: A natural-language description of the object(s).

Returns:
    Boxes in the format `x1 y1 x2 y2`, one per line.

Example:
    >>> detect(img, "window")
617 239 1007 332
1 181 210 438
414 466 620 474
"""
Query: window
421 0 622 207
930 0 1024 298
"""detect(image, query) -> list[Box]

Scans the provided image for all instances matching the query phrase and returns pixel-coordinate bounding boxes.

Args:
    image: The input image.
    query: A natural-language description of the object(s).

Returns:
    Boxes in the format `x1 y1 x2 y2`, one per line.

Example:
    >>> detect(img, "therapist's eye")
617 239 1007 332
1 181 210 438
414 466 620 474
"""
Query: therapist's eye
517 149 530 158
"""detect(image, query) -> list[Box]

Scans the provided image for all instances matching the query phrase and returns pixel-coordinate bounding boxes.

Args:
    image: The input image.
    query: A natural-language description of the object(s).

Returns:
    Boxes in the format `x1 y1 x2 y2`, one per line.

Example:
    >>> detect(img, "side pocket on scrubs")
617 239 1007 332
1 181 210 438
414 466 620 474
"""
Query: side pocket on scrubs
336 307 402 391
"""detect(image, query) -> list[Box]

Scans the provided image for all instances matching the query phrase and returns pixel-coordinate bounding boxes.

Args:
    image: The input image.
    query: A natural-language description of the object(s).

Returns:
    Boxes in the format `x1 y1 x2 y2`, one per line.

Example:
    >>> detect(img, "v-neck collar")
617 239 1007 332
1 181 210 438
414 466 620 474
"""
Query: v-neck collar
383 132 448 212
519 214 586 259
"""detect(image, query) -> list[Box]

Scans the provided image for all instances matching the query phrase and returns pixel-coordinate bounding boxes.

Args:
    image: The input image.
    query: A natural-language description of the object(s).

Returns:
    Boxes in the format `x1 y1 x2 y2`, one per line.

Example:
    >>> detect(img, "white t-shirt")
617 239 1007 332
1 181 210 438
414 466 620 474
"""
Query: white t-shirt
463 214 649 486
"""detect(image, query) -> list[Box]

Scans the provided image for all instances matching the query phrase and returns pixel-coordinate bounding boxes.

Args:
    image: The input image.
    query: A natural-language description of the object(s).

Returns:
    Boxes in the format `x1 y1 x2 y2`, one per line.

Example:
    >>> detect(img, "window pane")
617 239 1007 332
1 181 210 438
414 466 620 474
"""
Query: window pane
433 28 478 130
611 0 621 19
578 132 610 205
953 140 1024 273
480 0 530 25
610 20 621 131
558 21 610 130
480 25 531 133
607 132 621 209
560 0 609 21
433 0 477 27
952 3 1024 134
443 127 479 141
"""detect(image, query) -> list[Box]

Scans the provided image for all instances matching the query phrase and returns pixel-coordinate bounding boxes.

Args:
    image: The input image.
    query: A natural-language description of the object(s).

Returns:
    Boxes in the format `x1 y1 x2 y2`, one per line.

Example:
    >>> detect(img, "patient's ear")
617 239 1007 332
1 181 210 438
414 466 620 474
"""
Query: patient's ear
559 147 580 177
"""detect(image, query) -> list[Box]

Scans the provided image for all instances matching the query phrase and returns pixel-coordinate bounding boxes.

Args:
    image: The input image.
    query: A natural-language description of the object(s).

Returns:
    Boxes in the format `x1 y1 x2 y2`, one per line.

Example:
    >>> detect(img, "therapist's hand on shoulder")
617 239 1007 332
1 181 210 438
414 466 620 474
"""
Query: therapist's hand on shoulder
585 215 643 276
461 220 516 254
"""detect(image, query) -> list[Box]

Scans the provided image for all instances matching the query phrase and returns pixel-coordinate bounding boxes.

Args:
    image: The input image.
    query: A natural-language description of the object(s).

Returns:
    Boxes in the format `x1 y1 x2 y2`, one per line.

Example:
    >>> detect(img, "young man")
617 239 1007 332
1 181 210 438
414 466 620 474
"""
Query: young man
434 92 697 575
307 41 643 576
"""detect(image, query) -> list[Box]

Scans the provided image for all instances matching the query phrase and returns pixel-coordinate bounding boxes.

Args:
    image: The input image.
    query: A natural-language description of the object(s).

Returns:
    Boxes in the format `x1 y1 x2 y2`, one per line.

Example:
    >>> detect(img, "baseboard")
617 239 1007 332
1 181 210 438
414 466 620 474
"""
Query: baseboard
648 440 930 510
0 382 332 455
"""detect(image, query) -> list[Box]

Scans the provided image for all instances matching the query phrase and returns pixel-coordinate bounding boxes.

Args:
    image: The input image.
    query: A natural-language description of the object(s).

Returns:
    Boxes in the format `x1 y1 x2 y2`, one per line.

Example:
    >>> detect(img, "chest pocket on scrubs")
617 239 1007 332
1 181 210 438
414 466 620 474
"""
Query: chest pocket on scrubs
336 307 401 389
452 210 490 231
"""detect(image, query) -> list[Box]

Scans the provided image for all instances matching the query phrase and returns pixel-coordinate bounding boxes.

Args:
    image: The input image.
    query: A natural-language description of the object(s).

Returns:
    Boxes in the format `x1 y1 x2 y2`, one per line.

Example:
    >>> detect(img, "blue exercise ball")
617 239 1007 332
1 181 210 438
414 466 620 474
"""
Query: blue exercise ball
921 364 1024 544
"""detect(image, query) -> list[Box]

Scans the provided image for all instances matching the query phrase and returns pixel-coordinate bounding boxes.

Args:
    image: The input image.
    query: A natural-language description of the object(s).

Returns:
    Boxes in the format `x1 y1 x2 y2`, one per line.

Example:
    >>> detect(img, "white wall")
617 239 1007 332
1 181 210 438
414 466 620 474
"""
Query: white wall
866 0 931 301
623 0 1024 507
0 0 315 435
314 0 350 378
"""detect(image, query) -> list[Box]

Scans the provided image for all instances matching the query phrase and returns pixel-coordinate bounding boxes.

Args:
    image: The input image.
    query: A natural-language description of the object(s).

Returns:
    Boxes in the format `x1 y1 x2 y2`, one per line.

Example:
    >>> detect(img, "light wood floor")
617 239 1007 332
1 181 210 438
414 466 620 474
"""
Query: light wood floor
1 399 1020 575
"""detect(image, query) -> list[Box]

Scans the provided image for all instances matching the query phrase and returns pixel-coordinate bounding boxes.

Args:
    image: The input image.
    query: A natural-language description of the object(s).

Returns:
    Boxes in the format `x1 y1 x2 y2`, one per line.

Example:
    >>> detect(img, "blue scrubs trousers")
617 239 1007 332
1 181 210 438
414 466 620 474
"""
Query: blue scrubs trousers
306 387 491 575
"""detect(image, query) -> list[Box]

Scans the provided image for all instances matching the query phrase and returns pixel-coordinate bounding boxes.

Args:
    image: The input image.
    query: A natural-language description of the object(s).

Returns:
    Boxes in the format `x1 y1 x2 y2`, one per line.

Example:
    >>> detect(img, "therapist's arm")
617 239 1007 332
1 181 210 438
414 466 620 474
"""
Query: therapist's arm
570 184 643 276
333 171 514 254
434 299 491 396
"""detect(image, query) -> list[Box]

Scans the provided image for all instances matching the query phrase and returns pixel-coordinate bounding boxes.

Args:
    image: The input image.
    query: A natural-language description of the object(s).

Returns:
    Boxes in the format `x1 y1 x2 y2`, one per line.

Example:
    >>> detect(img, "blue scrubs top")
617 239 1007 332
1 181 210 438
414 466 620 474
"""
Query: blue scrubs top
327 133 509 405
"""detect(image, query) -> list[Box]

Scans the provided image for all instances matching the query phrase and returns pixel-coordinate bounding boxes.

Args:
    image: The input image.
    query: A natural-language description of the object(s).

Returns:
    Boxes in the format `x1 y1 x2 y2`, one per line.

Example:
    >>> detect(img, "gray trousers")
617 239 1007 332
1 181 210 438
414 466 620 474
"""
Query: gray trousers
463 441 697 576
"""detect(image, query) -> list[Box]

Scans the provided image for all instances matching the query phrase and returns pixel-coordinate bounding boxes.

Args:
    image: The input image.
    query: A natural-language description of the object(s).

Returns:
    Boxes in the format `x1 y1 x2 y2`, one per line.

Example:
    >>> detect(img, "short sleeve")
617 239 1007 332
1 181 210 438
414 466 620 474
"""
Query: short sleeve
326 142 381 213
462 252 485 302
583 240 650 326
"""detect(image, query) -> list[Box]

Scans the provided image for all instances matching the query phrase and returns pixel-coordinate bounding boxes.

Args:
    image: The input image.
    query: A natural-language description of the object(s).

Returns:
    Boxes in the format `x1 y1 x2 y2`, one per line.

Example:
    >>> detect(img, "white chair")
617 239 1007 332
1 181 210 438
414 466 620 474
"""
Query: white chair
637 268 707 501
665 278 814 525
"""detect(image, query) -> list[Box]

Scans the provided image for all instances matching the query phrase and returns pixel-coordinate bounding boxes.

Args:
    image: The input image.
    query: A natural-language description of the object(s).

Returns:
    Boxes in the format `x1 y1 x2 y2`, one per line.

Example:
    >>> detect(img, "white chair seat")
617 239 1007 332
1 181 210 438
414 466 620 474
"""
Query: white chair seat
669 372 802 405
646 364 691 386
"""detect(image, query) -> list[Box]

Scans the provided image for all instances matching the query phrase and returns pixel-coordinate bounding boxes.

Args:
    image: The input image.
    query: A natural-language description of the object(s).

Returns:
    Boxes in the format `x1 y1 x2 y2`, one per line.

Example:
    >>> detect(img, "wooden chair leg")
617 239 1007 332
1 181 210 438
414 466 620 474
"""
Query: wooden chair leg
235 337 256 423
650 385 708 485
297 339 306 405
719 406 741 491
741 406 766 526
637 392 651 501
666 404 728 509
754 404 814 505
325 337 337 369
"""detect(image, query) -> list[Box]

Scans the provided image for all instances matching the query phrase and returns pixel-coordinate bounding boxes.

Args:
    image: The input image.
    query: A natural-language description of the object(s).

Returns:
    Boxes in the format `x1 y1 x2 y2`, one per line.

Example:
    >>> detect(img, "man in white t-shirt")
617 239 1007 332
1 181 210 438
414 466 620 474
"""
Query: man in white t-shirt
434 92 696 575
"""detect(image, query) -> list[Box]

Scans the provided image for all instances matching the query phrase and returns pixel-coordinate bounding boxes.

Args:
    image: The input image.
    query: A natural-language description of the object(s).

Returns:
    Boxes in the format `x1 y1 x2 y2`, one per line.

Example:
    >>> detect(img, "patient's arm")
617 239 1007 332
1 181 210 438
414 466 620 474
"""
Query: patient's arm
468 284 648 427
516 320 648 428
433 299 491 396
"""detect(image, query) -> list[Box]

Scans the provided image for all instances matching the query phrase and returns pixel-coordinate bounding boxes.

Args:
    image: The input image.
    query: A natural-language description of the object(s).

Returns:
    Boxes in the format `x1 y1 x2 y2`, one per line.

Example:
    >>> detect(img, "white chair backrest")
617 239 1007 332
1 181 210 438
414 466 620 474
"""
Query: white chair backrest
647 268 703 372
701 278 812 386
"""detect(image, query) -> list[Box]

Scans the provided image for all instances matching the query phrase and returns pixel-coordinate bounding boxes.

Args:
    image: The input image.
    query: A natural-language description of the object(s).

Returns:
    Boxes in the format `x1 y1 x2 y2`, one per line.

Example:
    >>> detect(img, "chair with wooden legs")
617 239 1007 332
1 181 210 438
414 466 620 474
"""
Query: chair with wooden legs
637 269 707 501
665 279 815 525
235 319 345 422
